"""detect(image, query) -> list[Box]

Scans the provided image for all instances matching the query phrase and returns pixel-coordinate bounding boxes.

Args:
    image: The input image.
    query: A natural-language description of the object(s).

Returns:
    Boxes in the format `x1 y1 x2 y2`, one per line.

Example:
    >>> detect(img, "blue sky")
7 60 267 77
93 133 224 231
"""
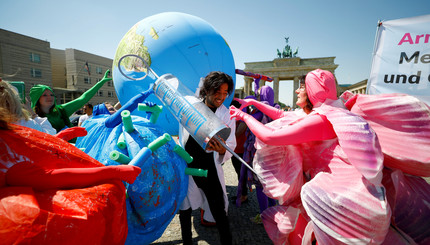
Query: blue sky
1 0 429 106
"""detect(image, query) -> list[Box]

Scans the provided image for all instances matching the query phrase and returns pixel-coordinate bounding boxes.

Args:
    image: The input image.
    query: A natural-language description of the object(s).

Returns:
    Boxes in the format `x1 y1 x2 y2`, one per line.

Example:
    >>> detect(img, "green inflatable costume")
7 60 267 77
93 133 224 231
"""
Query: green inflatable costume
30 70 111 132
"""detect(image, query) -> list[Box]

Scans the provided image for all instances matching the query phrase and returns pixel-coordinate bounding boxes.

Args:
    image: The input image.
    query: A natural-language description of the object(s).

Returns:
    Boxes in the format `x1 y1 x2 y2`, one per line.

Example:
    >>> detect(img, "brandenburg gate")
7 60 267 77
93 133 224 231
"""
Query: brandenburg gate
242 57 338 106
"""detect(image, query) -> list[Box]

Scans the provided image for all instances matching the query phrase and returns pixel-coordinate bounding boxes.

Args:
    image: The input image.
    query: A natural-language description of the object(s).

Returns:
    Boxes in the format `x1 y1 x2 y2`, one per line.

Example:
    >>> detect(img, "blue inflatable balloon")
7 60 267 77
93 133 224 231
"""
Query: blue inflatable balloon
112 12 236 135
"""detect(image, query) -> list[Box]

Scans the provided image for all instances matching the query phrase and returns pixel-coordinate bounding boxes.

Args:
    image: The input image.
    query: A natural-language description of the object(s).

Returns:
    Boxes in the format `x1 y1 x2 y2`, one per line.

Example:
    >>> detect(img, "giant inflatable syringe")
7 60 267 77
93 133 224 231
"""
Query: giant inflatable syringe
118 54 261 178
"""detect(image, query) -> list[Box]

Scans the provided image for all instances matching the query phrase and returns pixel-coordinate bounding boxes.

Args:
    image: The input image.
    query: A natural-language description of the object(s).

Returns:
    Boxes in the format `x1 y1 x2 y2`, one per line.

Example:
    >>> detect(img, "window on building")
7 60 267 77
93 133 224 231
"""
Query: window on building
96 67 103 74
98 90 103 97
108 91 114 97
107 81 113 87
29 53 41 63
84 77 91 84
30 68 42 78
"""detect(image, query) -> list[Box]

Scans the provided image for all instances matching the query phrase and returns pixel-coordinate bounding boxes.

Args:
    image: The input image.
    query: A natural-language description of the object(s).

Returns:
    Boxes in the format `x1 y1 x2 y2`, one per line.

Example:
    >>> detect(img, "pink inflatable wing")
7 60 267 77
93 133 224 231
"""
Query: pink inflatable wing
260 205 300 245
302 221 318 245
382 169 430 244
348 93 430 177
319 106 384 185
252 112 333 205
253 143 304 205
251 113 307 205
301 163 391 244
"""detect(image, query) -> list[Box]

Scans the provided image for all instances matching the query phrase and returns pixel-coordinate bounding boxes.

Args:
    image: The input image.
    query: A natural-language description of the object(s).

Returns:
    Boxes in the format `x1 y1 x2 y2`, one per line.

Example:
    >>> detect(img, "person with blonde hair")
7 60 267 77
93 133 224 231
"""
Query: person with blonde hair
0 80 55 135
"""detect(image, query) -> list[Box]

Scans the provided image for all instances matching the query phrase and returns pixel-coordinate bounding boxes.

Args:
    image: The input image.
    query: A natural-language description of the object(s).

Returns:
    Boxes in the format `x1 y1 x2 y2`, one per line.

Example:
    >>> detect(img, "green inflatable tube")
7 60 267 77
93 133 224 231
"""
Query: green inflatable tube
117 132 127 149
173 144 193 163
109 150 131 164
138 104 163 124
148 133 171 152
185 168 208 177
121 110 134 133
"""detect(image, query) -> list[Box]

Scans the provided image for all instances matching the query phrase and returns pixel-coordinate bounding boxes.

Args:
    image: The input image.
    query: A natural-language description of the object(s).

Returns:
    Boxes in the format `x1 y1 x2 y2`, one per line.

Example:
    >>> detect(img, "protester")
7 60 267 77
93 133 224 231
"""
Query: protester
0 106 141 244
78 103 93 126
30 70 111 132
179 71 236 245
229 99 248 205
243 85 277 224
230 69 390 244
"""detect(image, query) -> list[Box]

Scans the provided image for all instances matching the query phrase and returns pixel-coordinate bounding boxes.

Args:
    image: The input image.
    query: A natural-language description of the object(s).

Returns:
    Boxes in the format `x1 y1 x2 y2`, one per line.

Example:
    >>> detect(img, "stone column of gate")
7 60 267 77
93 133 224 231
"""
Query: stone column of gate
273 77 280 103
293 76 300 108
244 77 253 96
244 78 249 96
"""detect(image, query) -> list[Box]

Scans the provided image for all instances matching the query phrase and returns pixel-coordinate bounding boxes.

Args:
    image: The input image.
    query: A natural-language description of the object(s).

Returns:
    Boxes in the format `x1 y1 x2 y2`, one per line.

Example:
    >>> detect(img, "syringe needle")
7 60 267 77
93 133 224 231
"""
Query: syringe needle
214 135 263 180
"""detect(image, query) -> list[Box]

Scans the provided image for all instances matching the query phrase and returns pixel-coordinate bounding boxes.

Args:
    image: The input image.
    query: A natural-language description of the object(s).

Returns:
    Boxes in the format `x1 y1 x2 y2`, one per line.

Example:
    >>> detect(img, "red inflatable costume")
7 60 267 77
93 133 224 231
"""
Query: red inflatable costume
0 124 140 244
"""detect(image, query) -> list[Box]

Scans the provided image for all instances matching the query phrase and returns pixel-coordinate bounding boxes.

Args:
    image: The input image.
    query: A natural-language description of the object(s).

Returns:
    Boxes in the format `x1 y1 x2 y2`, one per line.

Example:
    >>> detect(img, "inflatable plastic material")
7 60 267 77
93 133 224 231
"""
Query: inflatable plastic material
235 91 430 244
76 113 188 245
301 164 391 244
236 68 273 82
347 93 430 177
112 12 236 135
382 168 430 244
0 125 128 244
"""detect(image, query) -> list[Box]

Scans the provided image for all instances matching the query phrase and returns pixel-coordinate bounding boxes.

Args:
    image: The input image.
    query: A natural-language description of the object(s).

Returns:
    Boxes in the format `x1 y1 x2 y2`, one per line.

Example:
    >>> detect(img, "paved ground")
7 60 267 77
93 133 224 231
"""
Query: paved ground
152 159 273 245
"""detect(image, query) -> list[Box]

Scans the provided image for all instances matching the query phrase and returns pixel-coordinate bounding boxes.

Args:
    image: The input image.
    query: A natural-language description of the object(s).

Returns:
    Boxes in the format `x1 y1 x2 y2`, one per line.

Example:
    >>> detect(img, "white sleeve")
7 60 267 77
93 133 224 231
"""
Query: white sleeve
33 117 57 135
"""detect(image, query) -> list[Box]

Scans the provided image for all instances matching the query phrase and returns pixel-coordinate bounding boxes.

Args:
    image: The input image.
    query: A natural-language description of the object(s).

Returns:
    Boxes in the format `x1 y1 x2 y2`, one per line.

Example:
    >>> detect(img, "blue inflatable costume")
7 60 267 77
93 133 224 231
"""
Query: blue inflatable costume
76 86 189 244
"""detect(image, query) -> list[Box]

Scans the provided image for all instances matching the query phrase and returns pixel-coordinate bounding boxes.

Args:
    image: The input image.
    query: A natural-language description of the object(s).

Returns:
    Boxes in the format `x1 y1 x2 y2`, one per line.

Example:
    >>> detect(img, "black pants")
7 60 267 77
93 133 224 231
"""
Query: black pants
179 208 193 245
181 135 232 245
179 170 232 245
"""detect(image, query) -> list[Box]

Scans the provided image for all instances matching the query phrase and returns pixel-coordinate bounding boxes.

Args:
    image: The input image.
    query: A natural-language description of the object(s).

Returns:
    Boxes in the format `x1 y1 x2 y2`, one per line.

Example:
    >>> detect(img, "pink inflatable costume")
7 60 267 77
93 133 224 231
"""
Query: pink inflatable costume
230 69 430 244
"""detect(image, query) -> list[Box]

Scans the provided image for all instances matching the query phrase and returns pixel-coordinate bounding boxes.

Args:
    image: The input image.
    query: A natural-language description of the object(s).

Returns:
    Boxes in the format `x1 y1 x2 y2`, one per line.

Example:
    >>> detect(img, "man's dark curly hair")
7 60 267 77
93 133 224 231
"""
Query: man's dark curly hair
199 71 234 99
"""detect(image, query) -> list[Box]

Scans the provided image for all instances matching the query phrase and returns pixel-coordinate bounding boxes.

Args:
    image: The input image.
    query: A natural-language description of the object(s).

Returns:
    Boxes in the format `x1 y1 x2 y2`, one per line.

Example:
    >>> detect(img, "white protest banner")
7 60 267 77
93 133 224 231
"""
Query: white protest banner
367 14 430 105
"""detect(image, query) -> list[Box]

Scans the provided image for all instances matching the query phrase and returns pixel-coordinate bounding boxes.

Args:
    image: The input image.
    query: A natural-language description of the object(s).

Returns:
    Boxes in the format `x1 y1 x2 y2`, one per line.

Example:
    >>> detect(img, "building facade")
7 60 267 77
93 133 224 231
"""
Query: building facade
0 28 53 96
344 79 368 95
51 48 117 106
0 28 117 111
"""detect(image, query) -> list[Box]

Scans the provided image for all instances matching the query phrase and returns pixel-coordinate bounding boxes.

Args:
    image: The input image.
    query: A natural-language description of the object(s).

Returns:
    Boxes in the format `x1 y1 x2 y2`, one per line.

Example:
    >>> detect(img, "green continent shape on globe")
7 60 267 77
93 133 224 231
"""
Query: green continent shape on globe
114 23 151 73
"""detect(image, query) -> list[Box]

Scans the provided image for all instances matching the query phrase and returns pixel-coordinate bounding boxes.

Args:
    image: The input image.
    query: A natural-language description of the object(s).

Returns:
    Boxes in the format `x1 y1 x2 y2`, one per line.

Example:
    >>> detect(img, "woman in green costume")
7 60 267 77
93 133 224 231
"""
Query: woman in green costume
30 70 111 132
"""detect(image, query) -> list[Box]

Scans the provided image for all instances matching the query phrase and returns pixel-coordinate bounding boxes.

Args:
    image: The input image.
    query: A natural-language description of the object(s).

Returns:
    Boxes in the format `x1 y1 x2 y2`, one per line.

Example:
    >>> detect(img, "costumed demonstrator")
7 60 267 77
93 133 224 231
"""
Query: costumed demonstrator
0 80 56 135
239 85 277 224
1 79 88 141
179 71 236 245
75 84 189 245
232 69 277 209
229 99 248 206
30 70 111 132
230 69 430 244
0 107 141 244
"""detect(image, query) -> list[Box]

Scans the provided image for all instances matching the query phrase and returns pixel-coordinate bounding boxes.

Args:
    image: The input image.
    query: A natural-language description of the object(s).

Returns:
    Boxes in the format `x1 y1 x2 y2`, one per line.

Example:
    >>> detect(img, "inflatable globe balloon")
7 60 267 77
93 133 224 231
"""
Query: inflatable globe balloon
112 12 236 135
